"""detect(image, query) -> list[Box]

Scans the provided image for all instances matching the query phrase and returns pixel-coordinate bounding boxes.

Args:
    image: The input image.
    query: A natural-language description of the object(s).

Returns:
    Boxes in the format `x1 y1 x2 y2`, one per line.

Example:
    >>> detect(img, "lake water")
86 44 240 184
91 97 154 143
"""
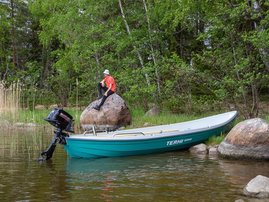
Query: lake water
1 127 269 202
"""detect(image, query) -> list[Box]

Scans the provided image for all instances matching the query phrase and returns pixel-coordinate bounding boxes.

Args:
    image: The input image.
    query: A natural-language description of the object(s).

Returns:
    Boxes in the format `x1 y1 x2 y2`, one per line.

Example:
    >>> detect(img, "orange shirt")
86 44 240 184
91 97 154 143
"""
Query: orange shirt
104 75 116 92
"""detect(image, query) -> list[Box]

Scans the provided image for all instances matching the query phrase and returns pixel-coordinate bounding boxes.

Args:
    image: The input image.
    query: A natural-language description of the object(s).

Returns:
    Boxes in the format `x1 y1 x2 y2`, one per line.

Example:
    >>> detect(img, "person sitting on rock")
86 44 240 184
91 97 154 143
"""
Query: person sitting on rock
93 69 116 111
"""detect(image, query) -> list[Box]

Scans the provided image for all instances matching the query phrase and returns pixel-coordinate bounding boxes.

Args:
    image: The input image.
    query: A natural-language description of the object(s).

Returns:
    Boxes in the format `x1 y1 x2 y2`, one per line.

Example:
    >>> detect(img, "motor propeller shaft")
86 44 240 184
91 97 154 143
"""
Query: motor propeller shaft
38 108 73 161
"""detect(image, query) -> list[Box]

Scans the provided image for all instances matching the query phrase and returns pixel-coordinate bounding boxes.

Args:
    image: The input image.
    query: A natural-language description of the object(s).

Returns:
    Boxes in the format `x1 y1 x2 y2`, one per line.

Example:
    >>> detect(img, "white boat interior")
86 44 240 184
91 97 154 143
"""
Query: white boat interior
68 111 238 141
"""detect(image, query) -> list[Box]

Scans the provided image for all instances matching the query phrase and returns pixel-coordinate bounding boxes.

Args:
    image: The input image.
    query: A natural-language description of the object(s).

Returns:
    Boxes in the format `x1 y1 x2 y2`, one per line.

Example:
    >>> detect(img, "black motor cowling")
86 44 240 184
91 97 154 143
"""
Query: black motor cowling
39 108 74 161
45 108 74 132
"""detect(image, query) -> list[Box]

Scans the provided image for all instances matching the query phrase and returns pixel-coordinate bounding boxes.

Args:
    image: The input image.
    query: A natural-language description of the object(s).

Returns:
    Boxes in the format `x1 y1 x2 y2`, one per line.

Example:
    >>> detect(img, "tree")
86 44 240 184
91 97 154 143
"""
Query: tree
0 1 11 81
0 0 267 115
194 0 269 118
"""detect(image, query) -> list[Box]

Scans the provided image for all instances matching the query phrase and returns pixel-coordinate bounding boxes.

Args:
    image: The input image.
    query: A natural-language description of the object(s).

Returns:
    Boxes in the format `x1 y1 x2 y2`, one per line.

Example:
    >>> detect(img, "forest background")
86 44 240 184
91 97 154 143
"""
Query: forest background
0 0 269 119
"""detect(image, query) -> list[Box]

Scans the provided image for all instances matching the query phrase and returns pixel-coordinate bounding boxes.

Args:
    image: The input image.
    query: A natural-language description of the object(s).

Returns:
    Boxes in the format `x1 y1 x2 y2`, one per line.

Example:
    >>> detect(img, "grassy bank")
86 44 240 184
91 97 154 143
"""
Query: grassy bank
1 107 269 146
0 107 217 126
0 107 221 129
0 108 81 125
1 107 269 128
130 108 214 128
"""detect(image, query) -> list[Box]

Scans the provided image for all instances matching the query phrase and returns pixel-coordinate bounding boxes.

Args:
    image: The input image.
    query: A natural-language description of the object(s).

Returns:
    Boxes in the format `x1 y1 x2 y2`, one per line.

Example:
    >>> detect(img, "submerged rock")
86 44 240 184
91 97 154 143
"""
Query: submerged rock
208 146 218 156
189 143 207 155
218 118 269 159
243 175 269 198
80 93 131 131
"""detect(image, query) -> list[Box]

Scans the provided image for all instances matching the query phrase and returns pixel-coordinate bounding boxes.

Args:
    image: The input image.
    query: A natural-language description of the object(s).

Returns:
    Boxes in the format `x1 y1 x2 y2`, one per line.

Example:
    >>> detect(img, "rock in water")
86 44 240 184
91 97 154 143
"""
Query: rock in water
189 143 208 155
243 175 269 198
80 94 131 131
218 118 269 159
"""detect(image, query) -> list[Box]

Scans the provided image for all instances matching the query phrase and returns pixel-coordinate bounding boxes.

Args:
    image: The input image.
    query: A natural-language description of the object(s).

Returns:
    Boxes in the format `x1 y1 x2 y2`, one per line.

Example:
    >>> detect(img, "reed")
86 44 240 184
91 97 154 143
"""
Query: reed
0 81 21 123
0 127 54 159
0 81 52 125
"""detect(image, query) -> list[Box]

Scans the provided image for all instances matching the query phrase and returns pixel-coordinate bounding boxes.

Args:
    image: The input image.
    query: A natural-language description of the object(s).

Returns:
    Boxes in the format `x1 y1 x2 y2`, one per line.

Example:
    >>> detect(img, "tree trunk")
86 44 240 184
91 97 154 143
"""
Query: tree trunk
118 0 150 86
40 45 50 88
10 0 19 68
248 0 269 71
94 53 101 82
232 46 248 108
142 0 161 94
250 83 259 118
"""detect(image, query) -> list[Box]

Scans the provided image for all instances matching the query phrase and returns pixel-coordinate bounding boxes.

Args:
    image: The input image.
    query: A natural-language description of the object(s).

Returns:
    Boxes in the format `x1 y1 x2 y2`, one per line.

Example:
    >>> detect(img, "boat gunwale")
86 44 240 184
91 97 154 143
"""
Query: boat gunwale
66 111 238 142
66 111 238 141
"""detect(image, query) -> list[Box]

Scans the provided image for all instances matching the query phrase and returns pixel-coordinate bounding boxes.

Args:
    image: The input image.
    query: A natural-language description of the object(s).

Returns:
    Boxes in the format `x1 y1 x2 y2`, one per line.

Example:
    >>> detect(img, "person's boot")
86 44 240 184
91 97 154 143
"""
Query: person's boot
97 83 104 99
93 105 100 111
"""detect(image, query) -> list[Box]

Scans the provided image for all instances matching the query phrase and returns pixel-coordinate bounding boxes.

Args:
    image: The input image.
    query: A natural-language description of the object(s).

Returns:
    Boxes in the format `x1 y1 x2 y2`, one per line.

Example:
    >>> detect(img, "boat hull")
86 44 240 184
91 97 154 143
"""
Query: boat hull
64 121 233 158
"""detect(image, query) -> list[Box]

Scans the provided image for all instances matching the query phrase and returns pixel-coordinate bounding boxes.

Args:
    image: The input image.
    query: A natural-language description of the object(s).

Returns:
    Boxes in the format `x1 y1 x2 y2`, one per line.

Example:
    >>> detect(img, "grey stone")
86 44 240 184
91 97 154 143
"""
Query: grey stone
208 146 218 155
35 105 46 110
49 104 59 109
189 143 208 154
243 175 269 198
145 106 160 116
143 122 151 127
234 199 244 202
25 123 37 127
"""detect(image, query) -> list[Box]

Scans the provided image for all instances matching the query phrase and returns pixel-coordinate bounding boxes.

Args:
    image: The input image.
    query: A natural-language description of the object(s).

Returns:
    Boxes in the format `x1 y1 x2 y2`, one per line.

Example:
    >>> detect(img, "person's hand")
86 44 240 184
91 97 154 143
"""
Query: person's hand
104 92 108 96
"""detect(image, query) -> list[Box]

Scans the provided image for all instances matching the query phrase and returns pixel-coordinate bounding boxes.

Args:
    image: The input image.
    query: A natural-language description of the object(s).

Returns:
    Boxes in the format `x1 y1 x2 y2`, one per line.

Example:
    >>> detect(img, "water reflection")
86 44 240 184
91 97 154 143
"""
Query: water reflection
218 158 269 185
0 126 54 159
1 127 269 201
0 127 70 201
65 152 239 201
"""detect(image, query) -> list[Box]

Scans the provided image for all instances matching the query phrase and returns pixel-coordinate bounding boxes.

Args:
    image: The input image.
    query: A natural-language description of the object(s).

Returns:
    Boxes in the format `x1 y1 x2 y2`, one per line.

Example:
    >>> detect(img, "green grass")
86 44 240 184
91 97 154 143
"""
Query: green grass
0 109 54 124
206 134 226 146
0 108 82 126
0 107 242 128
1 107 268 140
3 107 268 148
129 108 203 128
0 107 216 132
265 115 269 122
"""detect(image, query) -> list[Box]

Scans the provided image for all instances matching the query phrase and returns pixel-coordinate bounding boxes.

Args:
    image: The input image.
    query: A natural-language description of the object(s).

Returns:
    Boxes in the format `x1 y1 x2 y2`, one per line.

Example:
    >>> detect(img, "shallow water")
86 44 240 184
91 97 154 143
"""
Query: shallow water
0 127 269 201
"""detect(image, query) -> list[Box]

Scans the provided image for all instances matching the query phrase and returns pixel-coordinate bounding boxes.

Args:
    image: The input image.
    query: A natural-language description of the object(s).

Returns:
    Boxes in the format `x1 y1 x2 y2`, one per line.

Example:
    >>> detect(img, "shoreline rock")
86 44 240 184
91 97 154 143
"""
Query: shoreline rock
189 143 207 154
218 118 269 159
189 143 219 157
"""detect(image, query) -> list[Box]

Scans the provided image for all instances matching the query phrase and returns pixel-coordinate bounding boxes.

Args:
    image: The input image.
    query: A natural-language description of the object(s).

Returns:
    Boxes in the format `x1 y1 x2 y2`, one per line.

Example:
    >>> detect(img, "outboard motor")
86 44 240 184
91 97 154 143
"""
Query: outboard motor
39 108 74 161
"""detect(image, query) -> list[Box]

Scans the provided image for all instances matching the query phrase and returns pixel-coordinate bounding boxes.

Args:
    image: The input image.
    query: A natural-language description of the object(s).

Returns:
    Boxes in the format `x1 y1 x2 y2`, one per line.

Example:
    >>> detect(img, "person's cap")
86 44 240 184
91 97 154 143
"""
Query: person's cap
103 69 110 75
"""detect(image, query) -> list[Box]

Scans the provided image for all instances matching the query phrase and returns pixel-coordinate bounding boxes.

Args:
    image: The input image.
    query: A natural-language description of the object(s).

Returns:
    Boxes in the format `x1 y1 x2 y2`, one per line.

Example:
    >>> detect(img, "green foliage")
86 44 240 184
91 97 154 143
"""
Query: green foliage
193 1 269 117
0 0 268 117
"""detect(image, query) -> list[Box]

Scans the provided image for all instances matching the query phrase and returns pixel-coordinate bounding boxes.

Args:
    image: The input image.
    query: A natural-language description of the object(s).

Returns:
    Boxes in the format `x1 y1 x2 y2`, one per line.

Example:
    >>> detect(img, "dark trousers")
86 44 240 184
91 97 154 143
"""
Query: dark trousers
97 83 114 108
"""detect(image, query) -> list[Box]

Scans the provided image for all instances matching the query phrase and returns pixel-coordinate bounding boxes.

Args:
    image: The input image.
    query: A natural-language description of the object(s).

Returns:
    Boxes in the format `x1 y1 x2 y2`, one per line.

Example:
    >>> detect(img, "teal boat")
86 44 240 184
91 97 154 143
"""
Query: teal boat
40 109 237 160
65 111 237 158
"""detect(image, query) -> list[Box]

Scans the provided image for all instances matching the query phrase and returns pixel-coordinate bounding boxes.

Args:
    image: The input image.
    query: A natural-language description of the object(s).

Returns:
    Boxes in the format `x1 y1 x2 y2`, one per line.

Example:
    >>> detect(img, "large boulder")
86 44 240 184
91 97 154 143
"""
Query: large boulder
80 93 131 131
218 118 269 159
